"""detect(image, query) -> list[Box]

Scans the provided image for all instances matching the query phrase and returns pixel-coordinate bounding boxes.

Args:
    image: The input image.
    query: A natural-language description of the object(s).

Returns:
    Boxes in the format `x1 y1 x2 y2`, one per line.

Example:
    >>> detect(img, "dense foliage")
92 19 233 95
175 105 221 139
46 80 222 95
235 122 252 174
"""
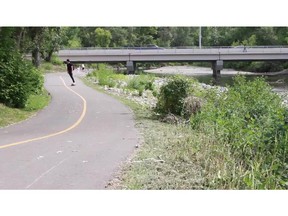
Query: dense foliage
191 76 288 189
0 27 44 108
61 27 288 48
155 76 193 116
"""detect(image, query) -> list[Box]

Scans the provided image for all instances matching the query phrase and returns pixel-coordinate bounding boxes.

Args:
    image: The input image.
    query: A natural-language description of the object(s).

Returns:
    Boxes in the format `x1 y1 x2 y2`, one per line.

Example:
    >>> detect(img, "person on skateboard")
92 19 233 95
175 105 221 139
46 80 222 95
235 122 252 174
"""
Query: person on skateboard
66 59 76 86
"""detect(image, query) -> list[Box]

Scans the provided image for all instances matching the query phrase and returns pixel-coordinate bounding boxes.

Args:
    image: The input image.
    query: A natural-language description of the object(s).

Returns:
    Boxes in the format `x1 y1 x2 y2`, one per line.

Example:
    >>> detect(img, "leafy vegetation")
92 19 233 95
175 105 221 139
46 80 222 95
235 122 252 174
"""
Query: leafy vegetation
87 64 127 87
0 28 44 108
155 75 191 116
87 64 157 97
84 70 288 189
191 76 288 189
126 74 155 96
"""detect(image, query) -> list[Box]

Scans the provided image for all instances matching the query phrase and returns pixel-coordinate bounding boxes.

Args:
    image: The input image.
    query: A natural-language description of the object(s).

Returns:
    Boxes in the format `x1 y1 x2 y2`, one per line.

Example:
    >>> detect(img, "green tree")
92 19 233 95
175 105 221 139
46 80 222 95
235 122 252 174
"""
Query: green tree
156 27 173 47
95 28 112 47
255 27 278 45
61 27 82 48
171 27 196 47
108 27 128 47
26 27 47 67
274 27 288 45
40 27 63 62
202 27 235 46
78 27 96 47
0 27 43 108
134 27 158 46
125 27 137 46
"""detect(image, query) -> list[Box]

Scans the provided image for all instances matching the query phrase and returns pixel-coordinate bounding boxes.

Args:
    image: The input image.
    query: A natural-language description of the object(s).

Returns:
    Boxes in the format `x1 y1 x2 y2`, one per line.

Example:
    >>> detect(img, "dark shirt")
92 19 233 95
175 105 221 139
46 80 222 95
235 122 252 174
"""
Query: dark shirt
67 62 73 73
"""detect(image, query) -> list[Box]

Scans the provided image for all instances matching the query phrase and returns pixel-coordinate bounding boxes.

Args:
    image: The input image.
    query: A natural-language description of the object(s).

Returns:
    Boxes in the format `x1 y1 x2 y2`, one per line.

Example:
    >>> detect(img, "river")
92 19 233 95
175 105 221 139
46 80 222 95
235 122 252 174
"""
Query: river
144 65 288 93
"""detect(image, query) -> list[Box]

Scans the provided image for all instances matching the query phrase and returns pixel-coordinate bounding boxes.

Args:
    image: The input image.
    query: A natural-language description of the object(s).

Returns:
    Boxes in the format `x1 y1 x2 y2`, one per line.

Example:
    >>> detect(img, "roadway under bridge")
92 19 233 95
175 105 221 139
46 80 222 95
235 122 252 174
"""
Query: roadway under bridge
56 47 288 78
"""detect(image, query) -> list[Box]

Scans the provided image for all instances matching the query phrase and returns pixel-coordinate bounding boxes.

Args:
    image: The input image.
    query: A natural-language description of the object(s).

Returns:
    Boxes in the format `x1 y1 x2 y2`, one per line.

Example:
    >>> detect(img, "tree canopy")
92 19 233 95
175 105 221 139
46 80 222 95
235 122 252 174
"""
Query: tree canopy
60 27 288 48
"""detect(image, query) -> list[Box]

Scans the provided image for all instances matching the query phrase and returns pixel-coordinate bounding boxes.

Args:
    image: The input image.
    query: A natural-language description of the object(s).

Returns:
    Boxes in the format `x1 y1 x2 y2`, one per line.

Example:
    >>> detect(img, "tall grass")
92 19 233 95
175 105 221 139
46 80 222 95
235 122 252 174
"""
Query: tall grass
87 64 127 87
87 64 157 96
126 74 155 96
191 75 288 189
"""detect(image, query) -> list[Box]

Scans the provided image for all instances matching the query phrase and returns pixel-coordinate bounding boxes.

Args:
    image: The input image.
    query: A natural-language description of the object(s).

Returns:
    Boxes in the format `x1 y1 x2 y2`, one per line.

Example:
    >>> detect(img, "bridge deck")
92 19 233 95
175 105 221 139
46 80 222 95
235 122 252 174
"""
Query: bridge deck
57 47 288 63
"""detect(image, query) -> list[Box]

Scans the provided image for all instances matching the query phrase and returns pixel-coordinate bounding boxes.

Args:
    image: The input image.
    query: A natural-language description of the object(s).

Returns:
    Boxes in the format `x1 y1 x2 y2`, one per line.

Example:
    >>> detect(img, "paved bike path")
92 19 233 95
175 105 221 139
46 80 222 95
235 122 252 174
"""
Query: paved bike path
0 72 139 189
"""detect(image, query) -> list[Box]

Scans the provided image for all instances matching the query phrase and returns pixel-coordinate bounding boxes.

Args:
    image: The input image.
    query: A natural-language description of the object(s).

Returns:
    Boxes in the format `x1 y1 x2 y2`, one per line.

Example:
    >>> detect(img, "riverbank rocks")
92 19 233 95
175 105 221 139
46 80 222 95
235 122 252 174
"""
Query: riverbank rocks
89 73 282 110
87 64 288 114
93 76 228 109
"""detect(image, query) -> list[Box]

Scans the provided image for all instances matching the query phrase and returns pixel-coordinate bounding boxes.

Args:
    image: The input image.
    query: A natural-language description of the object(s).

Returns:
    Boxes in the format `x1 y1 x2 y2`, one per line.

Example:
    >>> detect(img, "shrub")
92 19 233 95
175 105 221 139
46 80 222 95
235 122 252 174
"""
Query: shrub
191 75 288 189
0 52 43 108
155 75 192 116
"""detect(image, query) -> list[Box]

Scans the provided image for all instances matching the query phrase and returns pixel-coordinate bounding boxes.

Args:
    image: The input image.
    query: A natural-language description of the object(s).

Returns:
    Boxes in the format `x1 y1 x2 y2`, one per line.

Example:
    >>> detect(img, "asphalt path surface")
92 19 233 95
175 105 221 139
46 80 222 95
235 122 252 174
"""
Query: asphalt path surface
0 71 139 189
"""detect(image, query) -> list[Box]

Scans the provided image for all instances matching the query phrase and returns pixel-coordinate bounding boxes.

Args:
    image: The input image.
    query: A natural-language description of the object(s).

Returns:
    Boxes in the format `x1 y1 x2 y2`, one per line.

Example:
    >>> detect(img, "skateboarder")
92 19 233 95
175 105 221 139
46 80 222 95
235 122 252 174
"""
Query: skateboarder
66 59 76 86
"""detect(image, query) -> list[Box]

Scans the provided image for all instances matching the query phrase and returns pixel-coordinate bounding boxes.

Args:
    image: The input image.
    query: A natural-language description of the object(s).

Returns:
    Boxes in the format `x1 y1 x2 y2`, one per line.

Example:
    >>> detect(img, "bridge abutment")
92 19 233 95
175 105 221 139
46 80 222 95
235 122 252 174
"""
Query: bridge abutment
212 60 223 79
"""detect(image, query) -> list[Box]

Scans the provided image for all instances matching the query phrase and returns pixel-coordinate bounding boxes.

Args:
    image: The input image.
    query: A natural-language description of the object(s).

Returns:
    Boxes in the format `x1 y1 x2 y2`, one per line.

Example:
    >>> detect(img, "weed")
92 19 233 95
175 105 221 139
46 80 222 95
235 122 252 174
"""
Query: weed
126 74 155 95
191 75 288 189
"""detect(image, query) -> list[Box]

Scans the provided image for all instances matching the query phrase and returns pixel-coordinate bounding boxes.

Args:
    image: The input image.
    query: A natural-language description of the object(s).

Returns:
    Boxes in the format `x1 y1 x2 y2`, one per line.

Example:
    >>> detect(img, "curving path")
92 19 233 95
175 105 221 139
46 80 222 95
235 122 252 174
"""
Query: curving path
0 71 139 189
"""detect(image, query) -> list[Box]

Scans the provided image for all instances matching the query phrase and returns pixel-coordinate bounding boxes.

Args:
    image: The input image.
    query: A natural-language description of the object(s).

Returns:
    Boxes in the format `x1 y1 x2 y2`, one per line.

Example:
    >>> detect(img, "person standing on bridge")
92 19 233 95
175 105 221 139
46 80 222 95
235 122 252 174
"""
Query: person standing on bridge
66 59 76 86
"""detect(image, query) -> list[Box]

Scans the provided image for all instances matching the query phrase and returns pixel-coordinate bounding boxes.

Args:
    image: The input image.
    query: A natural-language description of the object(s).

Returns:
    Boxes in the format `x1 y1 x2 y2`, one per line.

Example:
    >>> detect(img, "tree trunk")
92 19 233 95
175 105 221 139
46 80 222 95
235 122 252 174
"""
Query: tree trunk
16 27 25 51
45 50 53 62
32 47 41 67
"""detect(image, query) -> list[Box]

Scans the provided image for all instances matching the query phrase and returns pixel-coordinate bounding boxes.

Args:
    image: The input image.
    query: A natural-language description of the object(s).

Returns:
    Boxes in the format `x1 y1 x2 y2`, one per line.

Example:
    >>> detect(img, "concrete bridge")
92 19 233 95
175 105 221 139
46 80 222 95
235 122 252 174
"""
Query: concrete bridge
56 47 288 78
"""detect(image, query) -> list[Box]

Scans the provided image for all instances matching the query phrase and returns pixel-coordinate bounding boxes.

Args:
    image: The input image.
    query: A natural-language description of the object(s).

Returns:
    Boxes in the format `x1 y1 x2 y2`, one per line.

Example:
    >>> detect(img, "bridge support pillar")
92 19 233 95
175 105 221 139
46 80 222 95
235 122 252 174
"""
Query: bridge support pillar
212 60 223 79
126 61 136 74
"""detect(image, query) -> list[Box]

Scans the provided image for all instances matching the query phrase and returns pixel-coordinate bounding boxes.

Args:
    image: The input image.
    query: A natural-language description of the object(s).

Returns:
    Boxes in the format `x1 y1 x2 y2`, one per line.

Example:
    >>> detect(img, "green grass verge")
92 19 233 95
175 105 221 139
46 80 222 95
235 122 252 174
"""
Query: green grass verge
0 89 51 128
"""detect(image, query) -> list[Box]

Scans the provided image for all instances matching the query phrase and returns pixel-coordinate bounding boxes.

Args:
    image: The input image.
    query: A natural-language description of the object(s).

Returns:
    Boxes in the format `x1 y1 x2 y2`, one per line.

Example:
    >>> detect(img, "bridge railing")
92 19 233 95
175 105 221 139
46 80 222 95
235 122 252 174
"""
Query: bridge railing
60 45 288 50
58 46 288 55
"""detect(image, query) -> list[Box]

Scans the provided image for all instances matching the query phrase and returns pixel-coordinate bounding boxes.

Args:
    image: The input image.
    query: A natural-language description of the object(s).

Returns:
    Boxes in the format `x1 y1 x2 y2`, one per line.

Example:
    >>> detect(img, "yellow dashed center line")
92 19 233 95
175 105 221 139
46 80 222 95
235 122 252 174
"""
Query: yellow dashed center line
0 76 87 150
